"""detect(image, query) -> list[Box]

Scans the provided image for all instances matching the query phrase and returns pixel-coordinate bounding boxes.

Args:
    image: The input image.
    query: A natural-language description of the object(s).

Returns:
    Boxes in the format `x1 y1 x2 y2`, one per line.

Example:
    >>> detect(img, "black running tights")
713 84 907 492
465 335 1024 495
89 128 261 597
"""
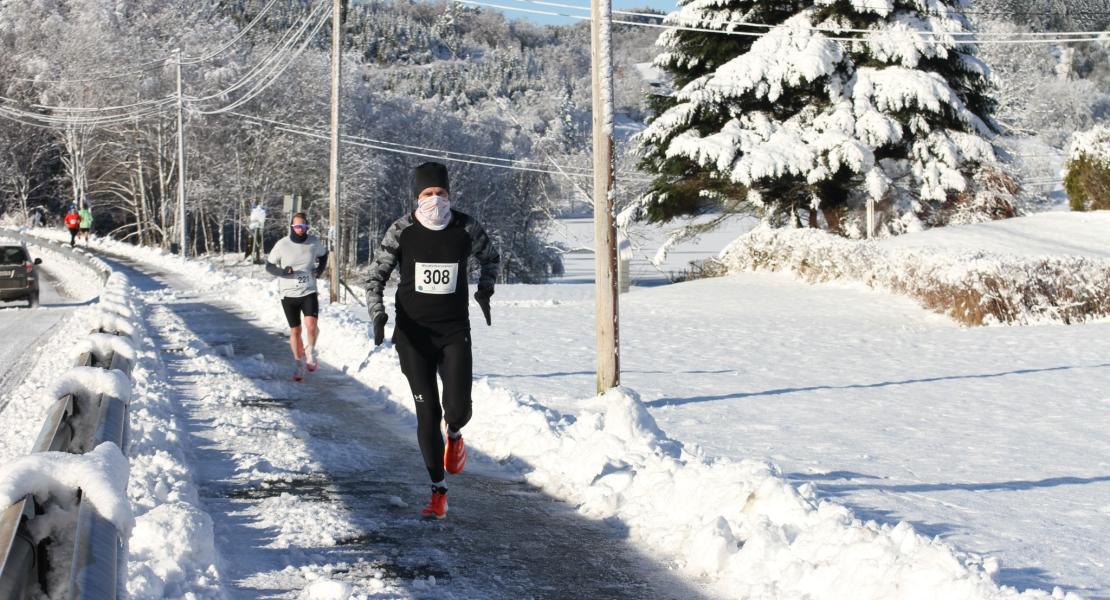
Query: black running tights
393 324 473 482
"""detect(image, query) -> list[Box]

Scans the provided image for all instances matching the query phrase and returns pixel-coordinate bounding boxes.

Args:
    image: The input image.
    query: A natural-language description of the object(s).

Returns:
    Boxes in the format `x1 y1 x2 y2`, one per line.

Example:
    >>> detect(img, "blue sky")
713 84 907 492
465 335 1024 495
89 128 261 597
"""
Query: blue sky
352 0 680 26
487 0 679 26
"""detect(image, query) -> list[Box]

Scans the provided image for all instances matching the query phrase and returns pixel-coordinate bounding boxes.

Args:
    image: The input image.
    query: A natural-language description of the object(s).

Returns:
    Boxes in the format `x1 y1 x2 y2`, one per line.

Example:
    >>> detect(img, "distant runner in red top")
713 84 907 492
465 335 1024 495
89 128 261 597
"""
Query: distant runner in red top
63 206 81 247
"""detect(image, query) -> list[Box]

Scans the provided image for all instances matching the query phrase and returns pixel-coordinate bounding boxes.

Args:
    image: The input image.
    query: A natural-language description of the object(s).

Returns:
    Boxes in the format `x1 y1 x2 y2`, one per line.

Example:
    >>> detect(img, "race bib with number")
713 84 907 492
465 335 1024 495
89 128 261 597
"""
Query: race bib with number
415 262 458 295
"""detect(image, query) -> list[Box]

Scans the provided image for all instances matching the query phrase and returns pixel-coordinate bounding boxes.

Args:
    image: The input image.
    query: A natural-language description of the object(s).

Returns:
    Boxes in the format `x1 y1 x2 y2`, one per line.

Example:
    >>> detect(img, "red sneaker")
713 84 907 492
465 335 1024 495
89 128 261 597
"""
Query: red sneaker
445 435 467 474
421 486 448 520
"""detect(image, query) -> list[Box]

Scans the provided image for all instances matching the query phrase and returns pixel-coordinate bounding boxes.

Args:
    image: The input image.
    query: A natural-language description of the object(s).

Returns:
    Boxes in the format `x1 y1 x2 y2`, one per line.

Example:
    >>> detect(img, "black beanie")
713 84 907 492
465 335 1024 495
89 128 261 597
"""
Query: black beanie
411 162 450 200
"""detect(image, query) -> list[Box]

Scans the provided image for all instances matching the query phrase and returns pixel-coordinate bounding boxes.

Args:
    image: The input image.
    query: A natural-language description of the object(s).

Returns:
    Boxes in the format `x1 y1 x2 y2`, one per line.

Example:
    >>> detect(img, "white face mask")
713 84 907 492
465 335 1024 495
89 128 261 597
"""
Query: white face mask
416 195 451 230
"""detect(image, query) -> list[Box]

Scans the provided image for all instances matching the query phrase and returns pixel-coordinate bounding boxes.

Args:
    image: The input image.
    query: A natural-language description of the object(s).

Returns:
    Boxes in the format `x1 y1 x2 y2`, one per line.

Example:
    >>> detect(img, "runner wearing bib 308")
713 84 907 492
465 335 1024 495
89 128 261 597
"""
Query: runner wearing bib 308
266 212 329 382
364 162 500 520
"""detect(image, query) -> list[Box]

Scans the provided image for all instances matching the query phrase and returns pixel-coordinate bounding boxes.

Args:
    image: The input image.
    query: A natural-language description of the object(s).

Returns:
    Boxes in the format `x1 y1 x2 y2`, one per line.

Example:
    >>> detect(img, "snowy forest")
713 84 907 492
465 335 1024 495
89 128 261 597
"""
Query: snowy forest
0 0 1108 277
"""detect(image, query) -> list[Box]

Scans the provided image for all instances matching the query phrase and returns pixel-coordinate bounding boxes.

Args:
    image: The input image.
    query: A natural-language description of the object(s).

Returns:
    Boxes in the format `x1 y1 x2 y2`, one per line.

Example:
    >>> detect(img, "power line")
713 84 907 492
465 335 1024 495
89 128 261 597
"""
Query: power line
6 0 283 84
229 111 591 175
180 0 285 65
0 92 174 118
188 1 328 106
192 2 331 114
0 101 171 128
525 0 1110 37
27 97 174 113
0 2 324 129
755 0 1110 17
229 111 648 179
459 0 1110 44
226 109 593 172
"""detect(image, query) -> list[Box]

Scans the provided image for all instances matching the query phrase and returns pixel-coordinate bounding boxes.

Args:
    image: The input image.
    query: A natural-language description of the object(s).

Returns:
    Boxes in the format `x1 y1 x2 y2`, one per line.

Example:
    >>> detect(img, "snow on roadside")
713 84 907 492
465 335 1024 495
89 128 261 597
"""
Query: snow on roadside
0 246 225 598
121 284 226 599
0 305 101 461
0 441 133 532
73 233 1084 599
134 284 426 597
0 238 110 461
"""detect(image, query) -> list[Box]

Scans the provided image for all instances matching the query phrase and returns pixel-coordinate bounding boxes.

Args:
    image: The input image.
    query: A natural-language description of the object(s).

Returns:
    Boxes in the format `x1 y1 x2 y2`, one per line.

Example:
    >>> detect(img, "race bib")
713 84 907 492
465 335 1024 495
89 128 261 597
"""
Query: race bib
415 262 458 295
296 272 310 286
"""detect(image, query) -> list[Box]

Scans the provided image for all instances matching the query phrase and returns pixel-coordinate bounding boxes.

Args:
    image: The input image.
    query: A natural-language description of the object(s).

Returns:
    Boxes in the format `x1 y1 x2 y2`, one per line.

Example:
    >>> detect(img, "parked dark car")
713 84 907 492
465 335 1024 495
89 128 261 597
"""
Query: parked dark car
0 245 42 307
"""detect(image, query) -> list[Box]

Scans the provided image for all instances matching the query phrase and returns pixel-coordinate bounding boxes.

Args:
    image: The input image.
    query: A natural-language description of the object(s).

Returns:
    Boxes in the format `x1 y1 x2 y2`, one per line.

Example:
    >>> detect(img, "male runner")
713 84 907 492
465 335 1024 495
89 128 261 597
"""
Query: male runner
365 162 499 519
266 212 329 381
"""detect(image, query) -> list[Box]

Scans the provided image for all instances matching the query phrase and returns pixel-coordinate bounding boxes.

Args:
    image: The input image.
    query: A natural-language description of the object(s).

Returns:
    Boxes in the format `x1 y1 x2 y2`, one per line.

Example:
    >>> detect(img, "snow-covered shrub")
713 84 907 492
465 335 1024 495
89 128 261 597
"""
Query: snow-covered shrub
1065 125 1110 211
937 167 1021 226
718 226 1110 325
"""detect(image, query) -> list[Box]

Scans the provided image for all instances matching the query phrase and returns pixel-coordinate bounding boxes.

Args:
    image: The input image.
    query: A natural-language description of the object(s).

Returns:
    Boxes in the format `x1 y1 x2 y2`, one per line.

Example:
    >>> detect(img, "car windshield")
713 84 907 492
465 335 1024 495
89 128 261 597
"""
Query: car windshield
0 246 28 265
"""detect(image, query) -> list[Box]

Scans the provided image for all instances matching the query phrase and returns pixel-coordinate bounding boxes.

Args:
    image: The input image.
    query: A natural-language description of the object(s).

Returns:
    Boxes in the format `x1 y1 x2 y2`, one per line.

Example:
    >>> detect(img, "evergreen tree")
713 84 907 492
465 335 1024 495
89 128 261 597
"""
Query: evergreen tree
638 0 1001 235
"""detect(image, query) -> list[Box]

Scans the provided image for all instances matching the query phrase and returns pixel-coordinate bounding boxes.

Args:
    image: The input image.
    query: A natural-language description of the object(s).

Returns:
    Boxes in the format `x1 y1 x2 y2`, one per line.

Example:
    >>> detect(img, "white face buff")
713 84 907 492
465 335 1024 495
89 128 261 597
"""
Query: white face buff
416 195 452 230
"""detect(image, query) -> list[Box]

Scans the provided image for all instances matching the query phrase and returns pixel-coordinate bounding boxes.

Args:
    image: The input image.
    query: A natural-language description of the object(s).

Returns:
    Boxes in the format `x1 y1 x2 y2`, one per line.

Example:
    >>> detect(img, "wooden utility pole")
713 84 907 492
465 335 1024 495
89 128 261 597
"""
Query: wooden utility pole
591 0 619 393
326 0 343 302
174 49 188 257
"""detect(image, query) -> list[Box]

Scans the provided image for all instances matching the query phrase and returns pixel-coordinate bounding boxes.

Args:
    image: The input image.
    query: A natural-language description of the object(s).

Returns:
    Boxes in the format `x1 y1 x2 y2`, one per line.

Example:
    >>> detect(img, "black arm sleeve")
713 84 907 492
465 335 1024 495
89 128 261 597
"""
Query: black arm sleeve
314 253 328 277
265 262 290 278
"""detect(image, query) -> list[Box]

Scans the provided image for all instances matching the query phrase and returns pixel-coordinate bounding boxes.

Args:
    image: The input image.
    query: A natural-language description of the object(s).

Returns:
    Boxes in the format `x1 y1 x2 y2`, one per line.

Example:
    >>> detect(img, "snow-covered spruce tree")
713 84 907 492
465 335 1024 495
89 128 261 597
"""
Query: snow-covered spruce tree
637 0 1002 235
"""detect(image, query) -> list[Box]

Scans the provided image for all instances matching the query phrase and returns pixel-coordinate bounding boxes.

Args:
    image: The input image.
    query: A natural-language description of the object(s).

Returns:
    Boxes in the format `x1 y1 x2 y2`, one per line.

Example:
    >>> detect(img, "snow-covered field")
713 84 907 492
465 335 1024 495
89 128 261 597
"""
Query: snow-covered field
510 213 1110 597
878 212 1110 259
552 214 757 284
17 220 1105 599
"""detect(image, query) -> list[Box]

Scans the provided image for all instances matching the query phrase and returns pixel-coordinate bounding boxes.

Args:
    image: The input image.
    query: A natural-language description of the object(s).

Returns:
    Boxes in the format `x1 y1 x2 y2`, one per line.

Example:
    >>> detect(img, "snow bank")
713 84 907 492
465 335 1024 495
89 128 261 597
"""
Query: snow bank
42 366 131 408
0 441 133 534
120 279 225 597
356 370 1079 599
87 308 139 340
717 226 1110 325
80 258 225 596
128 503 220 599
72 332 138 364
299 579 354 600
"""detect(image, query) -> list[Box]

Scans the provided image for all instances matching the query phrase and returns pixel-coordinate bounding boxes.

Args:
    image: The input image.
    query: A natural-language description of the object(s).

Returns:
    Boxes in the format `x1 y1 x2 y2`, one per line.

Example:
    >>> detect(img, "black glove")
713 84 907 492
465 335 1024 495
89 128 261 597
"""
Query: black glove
373 314 388 346
474 287 493 326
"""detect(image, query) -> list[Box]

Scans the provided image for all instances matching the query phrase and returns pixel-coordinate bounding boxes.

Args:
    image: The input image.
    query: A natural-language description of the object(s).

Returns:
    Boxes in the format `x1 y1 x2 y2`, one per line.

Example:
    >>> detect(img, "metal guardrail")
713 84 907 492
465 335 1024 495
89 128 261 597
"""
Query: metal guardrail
0 237 134 600
0 352 93 600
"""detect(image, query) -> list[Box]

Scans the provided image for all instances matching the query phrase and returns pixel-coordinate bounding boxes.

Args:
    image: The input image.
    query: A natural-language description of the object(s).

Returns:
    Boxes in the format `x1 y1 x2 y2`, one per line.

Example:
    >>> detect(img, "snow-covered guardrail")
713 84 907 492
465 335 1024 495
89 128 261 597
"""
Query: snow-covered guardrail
0 254 137 600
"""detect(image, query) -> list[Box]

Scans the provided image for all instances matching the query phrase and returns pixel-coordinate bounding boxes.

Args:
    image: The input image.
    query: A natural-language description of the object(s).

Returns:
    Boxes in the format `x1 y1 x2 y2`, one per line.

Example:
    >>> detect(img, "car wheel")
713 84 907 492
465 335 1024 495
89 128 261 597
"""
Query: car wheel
29 292 39 308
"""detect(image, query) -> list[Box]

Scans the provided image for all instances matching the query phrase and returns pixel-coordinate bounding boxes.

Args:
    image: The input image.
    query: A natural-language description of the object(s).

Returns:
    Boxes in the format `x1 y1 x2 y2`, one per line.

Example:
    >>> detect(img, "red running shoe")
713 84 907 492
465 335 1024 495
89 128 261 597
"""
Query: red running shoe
421 486 448 520
305 346 318 372
445 435 467 474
